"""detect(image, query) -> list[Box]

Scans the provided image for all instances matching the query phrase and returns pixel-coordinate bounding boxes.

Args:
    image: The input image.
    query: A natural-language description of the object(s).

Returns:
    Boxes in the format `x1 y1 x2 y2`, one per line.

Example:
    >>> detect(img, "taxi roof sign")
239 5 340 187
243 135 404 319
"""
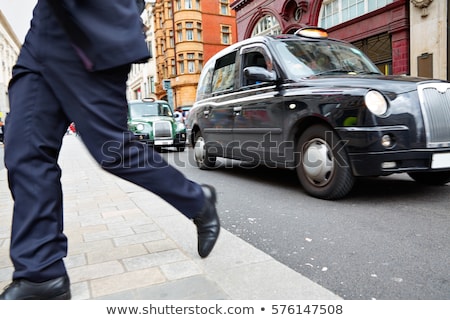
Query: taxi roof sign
142 95 157 102
295 27 328 39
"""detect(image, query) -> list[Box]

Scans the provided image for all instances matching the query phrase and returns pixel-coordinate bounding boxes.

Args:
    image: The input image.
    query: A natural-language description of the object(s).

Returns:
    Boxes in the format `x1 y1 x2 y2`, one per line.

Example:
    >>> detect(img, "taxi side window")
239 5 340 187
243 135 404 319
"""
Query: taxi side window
242 52 267 86
196 66 213 100
211 51 237 93
159 104 172 116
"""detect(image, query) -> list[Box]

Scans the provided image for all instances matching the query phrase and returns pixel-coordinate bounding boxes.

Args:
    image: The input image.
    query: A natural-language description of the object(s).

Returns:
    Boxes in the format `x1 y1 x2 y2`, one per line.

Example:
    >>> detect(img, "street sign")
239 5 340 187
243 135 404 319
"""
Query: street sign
162 79 171 90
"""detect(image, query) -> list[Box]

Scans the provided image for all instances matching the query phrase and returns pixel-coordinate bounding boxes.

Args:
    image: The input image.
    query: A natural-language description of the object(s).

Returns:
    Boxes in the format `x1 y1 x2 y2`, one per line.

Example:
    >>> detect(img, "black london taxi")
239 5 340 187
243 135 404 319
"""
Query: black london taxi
185 27 450 200
128 97 186 151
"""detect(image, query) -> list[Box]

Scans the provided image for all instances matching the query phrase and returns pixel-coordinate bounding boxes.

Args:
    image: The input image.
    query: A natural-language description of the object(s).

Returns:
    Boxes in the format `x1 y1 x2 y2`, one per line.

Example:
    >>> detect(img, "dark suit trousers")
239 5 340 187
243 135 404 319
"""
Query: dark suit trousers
4 6 204 282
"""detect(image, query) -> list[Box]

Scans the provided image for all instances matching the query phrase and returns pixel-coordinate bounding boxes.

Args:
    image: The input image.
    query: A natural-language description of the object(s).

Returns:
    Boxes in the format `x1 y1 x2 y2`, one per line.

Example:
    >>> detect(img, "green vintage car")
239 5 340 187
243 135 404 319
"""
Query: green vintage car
127 98 186 152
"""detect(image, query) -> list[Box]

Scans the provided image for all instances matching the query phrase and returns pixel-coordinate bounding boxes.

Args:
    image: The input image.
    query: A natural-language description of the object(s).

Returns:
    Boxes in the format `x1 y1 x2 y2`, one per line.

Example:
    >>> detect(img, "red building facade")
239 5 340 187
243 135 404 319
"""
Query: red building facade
230 0 409 75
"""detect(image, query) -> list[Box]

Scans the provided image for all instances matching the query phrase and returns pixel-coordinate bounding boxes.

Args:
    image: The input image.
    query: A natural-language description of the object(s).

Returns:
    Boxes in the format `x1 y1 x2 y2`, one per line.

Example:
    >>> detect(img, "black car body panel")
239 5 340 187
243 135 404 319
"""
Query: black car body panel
186 29 450 199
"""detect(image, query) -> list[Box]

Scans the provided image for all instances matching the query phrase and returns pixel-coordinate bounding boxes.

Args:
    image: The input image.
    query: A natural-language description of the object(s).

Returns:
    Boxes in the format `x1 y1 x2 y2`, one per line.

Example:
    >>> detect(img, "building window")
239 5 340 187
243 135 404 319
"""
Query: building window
176 0 181 10
221 25 231 44
319 0 394 29
196 0 200 10
196 22 202 41
166 1 173 18
144 81 149 97
187 53 195 73
251 15 281 37
220 0 229 15
162 63 168 79
147 40 153 58
169 30 174 48
185 0 193 9
186 22 194 41
149 76 155 93
171 59 176 76
177 23 183 42
198 53 203 72
178 54 185 74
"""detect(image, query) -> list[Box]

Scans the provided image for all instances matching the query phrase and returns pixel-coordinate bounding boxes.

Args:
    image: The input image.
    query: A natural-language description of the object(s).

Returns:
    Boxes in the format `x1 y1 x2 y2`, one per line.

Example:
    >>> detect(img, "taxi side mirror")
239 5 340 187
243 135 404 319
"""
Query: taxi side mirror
243 66 277 83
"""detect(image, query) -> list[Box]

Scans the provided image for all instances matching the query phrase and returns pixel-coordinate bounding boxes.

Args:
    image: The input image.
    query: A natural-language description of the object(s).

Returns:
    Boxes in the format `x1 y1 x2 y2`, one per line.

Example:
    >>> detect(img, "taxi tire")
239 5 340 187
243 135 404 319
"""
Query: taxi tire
296 124 354 200
194 131 216 170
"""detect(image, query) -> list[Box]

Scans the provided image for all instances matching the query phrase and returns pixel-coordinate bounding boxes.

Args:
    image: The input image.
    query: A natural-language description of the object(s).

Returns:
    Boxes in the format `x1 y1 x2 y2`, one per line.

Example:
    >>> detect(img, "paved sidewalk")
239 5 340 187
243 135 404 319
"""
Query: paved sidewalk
0 136 341 300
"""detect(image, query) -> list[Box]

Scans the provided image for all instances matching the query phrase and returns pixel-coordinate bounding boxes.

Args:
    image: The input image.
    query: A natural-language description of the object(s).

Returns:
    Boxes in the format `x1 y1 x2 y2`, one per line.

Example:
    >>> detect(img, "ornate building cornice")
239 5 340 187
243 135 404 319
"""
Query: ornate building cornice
410 0 433 17
230 0 253 11
411 0 433 8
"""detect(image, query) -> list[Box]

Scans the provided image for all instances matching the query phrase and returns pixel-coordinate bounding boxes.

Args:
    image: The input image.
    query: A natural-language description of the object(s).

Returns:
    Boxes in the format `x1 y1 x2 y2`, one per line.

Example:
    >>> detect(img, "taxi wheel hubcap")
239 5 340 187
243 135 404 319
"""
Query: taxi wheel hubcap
194 136 206 164
302 138 335 187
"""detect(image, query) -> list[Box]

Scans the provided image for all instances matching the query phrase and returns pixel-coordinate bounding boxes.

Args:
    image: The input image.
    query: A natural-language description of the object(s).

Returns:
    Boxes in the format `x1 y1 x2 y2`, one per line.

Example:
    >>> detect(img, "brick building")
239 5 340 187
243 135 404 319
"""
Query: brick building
152 0 237 108
230 0 410 75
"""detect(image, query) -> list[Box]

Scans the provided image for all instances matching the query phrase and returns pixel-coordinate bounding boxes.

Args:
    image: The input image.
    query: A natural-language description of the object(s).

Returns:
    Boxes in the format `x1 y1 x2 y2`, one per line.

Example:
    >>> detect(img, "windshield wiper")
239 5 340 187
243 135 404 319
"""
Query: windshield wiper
313 69 355 76
356 71 383 75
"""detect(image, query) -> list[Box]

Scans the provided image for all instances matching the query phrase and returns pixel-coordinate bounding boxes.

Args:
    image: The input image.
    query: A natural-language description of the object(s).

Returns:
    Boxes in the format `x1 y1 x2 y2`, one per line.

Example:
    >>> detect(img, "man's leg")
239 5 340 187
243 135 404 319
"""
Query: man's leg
43 60 220 259
4 68 70 282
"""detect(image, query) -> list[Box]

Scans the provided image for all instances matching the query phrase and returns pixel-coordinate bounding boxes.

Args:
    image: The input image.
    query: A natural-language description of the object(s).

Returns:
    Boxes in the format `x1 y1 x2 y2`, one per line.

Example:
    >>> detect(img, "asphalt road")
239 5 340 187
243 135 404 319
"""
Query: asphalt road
163 147 450 300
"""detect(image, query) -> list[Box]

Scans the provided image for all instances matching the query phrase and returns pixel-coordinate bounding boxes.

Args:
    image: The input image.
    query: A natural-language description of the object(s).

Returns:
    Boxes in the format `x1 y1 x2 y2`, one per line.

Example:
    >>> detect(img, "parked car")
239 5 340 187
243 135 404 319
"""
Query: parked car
186 27 450 200
128 98 186 152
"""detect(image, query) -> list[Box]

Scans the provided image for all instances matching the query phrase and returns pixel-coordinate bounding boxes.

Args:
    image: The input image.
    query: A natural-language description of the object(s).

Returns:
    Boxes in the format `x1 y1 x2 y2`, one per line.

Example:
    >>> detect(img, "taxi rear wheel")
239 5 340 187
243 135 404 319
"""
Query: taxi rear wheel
194 131 216 170
296 124 354 199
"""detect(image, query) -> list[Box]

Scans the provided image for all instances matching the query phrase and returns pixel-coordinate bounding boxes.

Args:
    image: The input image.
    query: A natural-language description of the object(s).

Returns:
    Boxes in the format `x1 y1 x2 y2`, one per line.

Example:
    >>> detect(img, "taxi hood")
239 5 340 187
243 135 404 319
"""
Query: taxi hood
299 75 447 95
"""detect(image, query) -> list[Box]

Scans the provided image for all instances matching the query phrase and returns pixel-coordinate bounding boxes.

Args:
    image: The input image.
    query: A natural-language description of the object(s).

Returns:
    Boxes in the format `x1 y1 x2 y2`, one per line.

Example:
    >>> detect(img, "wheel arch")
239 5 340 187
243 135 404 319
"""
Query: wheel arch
189 124 201 147
289 116 338 153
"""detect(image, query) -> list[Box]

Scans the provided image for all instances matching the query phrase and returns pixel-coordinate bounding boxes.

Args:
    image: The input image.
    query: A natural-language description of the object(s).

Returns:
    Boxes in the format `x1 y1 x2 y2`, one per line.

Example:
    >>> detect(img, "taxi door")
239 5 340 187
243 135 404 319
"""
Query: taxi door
231 45 286 166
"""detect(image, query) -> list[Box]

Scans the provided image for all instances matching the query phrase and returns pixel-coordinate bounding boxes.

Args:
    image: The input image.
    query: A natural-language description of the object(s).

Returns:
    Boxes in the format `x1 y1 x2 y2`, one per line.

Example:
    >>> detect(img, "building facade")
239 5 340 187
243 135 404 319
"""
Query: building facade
230 0 449 80
152 0 236 108
409 0 448 80
0 10 21 122
127 1 158 101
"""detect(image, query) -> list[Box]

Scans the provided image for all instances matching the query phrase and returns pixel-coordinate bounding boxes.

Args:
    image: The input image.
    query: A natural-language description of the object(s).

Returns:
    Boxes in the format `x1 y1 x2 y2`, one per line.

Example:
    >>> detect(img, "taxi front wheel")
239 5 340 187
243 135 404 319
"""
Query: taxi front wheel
296 124 354 200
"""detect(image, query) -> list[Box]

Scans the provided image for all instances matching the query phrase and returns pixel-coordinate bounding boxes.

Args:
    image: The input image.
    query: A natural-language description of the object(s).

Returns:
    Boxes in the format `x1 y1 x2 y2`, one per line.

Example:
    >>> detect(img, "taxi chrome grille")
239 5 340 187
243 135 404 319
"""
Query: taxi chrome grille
153 121 172 139
417 83 450 148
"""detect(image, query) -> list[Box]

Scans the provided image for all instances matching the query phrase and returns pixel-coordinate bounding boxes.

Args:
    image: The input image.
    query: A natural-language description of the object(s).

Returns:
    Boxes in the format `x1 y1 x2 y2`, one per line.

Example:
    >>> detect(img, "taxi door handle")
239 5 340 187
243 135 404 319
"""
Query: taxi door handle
203 107 211 118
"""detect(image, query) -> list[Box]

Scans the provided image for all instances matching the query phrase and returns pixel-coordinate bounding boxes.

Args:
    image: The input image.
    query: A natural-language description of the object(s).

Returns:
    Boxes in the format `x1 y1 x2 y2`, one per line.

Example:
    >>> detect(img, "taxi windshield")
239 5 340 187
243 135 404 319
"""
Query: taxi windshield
273 39 382 79
129 102 173 118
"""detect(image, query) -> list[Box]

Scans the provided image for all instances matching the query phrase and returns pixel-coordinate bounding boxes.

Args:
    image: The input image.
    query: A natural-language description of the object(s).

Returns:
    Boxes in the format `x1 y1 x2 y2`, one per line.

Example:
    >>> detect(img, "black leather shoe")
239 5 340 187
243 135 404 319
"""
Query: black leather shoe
193 184 220 258
0 274 71 300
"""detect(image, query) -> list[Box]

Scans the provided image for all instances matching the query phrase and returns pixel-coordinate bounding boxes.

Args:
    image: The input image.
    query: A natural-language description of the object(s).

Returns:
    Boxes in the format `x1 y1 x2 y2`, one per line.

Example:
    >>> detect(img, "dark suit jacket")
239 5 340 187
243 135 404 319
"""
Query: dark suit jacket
47 0 150 71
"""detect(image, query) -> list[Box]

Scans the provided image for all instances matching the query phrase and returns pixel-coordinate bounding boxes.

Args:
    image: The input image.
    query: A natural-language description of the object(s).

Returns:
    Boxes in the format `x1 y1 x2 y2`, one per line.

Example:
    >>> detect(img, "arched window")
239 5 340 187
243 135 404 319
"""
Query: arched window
251 15 281 37
319 0 394 29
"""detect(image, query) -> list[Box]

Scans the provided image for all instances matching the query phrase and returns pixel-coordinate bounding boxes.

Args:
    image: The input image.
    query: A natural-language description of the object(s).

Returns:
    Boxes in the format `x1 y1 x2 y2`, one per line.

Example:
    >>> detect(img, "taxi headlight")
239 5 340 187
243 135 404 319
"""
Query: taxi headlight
136 123 145 131
364 90 387 116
